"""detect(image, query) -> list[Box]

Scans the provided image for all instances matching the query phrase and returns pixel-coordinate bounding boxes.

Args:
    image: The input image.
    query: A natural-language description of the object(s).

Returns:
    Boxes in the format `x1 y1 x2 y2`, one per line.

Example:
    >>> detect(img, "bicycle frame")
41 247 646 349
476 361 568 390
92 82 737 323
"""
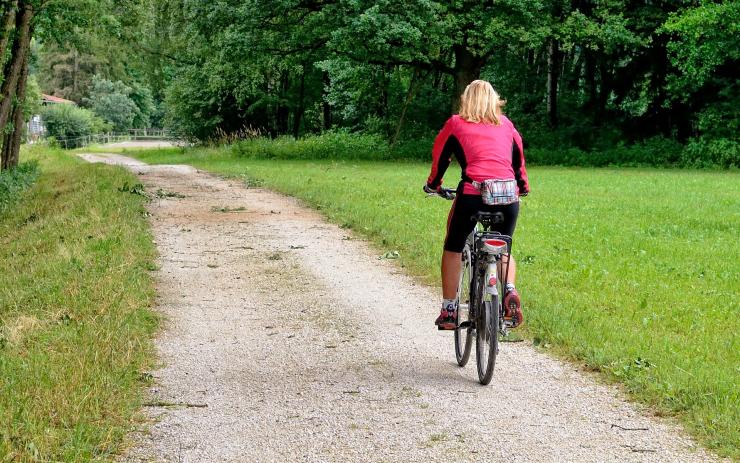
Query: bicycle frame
429 186 516 383
468 222 512 336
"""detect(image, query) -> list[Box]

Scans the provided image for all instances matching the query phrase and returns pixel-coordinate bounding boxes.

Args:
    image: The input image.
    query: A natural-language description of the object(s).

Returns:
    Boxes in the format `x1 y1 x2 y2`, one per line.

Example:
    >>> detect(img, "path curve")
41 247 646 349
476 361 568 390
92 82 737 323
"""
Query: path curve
81 153 719 463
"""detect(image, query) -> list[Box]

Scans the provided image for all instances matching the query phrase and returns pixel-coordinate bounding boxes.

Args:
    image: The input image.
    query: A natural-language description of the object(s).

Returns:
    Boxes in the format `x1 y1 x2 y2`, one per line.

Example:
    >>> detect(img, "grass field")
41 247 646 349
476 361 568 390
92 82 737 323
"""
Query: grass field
0 147 157 461
110 144 740 458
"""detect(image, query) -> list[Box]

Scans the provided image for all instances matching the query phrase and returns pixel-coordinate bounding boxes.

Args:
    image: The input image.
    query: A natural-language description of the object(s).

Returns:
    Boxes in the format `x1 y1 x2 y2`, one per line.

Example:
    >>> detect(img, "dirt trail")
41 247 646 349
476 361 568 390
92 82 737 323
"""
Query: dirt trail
81 152 719 463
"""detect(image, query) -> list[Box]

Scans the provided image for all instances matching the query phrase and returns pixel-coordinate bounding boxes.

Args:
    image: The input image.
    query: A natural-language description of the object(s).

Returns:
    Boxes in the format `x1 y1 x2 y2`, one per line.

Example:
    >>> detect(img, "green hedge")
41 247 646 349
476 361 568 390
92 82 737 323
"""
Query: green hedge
528 137 738 168
41 105 110 148
230 131 738 168
0 161 40 214
232 131 390 160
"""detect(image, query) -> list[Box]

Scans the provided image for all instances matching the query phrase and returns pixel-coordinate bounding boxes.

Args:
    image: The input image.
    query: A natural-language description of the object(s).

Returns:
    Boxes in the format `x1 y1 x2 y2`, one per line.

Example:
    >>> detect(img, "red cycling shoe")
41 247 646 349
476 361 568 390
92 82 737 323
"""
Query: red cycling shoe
434 307 457 330
503 288 523 328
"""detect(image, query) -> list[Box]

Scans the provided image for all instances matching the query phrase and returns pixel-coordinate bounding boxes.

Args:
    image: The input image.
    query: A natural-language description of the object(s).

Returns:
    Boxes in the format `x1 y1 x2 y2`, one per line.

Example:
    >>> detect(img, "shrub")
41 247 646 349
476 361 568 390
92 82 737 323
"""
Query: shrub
681 137 739 168
232 130 736 169
527 137 687 167
41 105 110 148
231 130 391 160
0 161 39 214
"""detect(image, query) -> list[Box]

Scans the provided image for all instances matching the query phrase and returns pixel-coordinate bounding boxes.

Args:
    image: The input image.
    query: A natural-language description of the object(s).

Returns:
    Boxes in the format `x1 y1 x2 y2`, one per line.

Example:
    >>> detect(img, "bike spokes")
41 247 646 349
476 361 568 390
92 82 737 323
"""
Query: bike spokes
454 245 473 367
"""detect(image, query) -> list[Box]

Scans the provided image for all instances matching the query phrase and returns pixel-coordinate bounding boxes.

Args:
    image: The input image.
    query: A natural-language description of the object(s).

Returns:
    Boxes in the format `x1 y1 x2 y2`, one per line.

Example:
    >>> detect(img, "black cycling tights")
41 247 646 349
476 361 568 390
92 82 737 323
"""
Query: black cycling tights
444 194 519 253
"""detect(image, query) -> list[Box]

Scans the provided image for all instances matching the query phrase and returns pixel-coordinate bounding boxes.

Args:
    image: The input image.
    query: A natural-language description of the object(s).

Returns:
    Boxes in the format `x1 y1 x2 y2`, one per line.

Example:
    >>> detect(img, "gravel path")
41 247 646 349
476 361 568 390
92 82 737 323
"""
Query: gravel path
81 153 719 463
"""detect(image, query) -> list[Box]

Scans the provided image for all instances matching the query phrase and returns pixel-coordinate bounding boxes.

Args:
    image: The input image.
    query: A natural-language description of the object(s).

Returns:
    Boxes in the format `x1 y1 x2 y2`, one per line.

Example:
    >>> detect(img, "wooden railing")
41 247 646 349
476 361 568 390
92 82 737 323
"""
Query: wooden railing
52 129 185 149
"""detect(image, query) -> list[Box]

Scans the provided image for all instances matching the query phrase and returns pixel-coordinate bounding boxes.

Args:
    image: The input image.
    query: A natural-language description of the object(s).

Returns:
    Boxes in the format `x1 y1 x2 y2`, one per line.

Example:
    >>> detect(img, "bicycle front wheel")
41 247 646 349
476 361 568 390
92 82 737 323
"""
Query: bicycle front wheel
476 295 499 385
454 244 473 366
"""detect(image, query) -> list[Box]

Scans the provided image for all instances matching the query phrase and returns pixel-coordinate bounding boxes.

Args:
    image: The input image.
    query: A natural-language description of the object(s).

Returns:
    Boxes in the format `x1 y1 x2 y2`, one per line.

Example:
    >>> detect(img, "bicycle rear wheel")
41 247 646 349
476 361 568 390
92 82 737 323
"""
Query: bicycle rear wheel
454 244 473 366
476 294 499 385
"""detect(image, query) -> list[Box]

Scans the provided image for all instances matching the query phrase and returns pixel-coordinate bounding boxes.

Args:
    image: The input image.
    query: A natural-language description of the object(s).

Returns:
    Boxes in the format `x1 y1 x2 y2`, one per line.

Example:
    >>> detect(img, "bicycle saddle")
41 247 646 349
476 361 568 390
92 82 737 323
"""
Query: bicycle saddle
472 212 504 224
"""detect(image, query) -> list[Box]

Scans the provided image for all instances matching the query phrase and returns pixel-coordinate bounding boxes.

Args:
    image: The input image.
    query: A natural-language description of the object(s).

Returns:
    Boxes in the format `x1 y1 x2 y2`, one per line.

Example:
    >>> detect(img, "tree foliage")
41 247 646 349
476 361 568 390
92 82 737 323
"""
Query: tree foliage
82 74 153 131
3 0 738 168
133 0 734 161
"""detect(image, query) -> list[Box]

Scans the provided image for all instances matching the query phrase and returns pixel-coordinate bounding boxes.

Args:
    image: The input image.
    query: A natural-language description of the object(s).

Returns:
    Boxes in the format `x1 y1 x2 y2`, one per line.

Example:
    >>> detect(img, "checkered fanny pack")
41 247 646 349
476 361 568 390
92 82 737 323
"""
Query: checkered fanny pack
471 179 519 205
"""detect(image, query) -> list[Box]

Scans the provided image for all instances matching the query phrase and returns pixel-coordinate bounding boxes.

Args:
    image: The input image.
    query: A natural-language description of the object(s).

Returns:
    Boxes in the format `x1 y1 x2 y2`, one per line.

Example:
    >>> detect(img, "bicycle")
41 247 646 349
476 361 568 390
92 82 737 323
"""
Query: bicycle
429 187 514 385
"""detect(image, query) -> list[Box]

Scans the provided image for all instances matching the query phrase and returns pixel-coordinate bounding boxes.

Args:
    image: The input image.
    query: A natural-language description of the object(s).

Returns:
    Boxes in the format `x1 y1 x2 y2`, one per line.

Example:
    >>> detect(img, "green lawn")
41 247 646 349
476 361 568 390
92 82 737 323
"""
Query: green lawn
0 147 158 461
116 145 739 459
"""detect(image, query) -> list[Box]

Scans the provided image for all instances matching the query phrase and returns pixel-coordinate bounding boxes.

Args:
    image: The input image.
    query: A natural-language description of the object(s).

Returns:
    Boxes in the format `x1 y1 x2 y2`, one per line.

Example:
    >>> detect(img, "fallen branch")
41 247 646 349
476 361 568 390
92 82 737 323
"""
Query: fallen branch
611 424 649 431
144 401 208 408
620 444 656 453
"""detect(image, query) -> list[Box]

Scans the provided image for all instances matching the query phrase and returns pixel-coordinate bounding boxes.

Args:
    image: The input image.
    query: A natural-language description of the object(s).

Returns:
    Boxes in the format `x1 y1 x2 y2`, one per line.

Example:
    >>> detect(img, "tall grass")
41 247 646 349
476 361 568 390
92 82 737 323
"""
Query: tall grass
123 145 739 458
0 161 39 214
0 146 157 461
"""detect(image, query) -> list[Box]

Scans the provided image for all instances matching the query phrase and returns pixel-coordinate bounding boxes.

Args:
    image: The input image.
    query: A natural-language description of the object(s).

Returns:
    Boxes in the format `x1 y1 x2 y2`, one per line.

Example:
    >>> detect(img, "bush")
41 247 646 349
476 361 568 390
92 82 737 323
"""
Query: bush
231 130 393 160
0 161 39 214
41 105 110 148
231 130 736 169
681 137 739 168
528 137 691 167
390 137 433 160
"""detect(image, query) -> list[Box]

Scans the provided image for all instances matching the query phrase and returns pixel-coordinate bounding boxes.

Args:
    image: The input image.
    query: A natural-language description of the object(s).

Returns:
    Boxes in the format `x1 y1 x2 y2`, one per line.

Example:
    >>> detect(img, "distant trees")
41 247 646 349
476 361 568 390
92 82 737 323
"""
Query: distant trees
145 0 737 161
0 0 104 169
36 43 101 103
2 0 738 166
0 0 161 168
83 75 155 132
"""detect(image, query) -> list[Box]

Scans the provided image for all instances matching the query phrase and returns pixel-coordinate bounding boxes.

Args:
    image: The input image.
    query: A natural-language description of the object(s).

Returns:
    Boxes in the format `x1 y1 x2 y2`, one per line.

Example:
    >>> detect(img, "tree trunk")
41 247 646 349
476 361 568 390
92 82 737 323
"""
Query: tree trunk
2 39 28 169
72 47 79 100
452 45 483 112
0 1 31 134
0 0 17 70
391 68 420 146
322 72 331 130
292 69 305 138
276 72 289 134
596 58 611 125
546 39 560 127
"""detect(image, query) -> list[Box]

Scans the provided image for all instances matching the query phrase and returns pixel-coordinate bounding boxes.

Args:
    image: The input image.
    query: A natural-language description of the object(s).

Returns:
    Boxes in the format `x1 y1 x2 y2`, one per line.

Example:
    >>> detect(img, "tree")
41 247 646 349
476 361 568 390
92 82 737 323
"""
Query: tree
1 0 106 169
663 1 740 138
0 0 32 170
36 42 101 102
83 75 138 131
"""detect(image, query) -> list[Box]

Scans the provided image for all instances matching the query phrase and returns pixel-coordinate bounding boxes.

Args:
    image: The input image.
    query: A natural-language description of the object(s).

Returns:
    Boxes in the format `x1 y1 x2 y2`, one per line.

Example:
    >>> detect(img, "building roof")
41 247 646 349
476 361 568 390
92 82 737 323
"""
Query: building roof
42 94 76 105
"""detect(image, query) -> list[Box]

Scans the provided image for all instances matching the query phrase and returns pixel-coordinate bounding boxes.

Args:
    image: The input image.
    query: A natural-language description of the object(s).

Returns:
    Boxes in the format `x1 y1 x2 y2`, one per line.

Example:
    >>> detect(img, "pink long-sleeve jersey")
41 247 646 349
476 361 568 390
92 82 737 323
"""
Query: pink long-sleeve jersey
426 115 529 196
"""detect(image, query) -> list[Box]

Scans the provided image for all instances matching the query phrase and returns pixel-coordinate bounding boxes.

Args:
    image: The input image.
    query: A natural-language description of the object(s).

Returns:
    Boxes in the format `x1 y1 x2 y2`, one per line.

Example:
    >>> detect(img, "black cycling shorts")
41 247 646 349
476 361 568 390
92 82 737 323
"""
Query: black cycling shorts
444 192 520 253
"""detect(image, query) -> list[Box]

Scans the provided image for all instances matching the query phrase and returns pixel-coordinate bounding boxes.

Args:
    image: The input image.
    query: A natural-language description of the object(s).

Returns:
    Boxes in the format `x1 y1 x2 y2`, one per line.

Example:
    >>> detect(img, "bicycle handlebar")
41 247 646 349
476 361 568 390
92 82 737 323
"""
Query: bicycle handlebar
425 186 456 200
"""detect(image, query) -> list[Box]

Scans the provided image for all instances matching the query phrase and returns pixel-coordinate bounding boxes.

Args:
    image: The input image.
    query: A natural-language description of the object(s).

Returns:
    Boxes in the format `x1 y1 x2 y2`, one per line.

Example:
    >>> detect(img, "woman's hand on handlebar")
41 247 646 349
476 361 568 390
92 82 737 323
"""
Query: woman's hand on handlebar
423 184 455 200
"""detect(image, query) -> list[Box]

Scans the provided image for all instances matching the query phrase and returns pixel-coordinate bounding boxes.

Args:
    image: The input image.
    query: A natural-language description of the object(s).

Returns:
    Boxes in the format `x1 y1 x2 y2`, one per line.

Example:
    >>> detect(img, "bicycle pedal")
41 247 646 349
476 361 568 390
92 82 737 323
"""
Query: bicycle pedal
437 323 456 331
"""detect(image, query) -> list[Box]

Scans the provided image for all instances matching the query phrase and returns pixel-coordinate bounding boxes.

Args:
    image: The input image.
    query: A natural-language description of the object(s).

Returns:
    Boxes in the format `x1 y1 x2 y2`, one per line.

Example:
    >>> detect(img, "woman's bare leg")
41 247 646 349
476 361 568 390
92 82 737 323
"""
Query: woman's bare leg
501 254 516 285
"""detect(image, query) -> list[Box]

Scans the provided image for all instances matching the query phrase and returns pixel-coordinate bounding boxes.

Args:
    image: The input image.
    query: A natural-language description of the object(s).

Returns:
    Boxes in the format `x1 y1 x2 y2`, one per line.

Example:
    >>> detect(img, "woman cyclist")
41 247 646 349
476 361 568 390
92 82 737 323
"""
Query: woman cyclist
424 80 529 330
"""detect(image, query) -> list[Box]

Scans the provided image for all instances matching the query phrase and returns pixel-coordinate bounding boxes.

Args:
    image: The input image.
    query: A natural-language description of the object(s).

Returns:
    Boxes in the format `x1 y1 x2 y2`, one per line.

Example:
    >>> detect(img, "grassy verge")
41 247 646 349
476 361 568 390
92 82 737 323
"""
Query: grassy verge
113 144 739 459
0 146 158 461
0 161 40 214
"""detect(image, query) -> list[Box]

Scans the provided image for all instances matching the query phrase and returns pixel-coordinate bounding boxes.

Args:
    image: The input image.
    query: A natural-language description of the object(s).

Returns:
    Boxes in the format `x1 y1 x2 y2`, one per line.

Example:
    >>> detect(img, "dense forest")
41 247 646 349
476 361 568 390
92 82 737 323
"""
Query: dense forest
1 0 738 168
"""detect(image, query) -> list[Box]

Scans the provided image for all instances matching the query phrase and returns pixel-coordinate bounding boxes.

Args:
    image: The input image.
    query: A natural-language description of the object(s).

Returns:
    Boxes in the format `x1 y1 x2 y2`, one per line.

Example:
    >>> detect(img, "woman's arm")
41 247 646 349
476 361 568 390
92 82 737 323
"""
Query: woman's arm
426 117 460 189
512 128 530 195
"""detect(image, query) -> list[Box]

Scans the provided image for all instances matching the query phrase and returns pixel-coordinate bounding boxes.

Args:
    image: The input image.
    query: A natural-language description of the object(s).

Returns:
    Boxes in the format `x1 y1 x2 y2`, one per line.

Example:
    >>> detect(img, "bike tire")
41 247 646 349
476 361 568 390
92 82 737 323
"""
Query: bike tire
476 295 499 385
454 244 473 366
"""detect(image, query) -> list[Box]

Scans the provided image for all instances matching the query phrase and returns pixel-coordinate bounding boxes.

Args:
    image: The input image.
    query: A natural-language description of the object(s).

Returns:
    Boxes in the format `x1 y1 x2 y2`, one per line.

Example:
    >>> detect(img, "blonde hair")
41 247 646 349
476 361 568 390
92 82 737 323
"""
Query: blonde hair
458 80 505 125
